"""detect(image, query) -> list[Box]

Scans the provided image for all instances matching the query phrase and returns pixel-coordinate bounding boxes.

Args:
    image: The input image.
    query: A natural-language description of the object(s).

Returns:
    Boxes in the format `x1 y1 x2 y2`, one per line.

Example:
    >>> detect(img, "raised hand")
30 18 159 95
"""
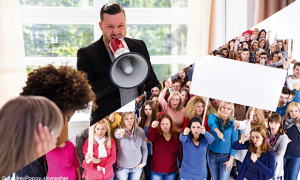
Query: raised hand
283 60 288 70
165 80 172 89
239 134 248 144
151 120 159 128
233 120 240 131
183 127 190 136
293 83 300 91
109 113 115 123
35 123 57 158
117 128 126 135
199 126 206 134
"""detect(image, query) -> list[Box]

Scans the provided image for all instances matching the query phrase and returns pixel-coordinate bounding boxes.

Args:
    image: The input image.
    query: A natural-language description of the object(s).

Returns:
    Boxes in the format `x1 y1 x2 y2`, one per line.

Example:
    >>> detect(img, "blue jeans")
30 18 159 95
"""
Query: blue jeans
150 169 178 180
283 155 300 180
180 178 205 180
115 165 143 180
207 150 232 180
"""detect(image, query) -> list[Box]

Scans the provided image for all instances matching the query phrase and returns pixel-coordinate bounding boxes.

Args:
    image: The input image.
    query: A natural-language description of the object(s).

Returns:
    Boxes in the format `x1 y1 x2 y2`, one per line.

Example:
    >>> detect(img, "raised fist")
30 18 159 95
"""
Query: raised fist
151 121 159 128
183 127 190 136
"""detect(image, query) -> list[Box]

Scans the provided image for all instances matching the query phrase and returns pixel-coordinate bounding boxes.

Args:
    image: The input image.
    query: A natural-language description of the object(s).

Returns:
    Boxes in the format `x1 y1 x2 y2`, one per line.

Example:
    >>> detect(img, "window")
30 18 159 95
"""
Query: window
21 0 188 82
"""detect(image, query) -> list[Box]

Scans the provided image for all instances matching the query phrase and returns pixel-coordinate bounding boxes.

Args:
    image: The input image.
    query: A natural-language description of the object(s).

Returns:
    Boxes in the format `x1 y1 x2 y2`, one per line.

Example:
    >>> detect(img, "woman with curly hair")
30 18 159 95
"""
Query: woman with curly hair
0 96 63 177
183 96 210 132
282 102 300 180
233 107 266 172
82 119 116 180
232 126 275 180
15 64 96 179
147 114 183 180
207 101 238 180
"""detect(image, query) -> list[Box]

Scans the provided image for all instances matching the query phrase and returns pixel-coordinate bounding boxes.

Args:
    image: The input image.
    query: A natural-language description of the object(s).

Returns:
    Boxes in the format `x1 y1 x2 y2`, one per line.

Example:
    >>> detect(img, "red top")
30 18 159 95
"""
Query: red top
147 126 183 173
183 116 210 132
157 110 163 118
82 138 116 180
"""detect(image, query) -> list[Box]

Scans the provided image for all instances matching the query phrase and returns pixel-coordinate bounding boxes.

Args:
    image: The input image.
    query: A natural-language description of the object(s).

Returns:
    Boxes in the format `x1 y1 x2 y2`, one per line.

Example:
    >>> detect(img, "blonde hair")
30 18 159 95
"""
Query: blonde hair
216 101 235 120
119 112 141 138
0 96 63 176
185 96 206 120
246 107 266 129
93 119 112 148
283 102 300 124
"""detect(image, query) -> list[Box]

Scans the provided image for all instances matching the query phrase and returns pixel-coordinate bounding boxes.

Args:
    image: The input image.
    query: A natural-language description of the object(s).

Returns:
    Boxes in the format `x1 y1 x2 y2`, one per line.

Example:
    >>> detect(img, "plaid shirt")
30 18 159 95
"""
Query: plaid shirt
266 131 280 147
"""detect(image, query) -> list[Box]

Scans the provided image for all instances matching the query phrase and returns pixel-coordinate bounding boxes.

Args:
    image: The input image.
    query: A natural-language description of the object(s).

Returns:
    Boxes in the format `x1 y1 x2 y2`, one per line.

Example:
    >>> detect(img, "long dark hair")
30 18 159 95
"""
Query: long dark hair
258 29 267 39
188 117 205 141
140 100 157 128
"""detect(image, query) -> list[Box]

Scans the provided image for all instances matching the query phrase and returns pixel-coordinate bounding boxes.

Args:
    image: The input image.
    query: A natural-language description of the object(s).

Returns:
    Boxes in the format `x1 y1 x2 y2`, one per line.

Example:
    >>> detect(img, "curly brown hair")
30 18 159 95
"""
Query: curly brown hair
21 65 97 112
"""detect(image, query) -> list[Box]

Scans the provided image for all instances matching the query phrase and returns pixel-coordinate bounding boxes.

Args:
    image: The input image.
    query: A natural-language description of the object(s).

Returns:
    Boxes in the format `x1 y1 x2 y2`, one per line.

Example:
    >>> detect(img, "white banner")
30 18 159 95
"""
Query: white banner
190 55 287 111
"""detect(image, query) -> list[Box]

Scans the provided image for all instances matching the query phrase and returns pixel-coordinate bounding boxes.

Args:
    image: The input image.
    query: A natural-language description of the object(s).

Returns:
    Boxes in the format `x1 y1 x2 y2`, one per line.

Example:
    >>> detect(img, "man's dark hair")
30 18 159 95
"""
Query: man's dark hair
100 3 125 21
259 52 268 58
242 48 250 53
215 52 225 58
293 62 300 69
282 86 291 96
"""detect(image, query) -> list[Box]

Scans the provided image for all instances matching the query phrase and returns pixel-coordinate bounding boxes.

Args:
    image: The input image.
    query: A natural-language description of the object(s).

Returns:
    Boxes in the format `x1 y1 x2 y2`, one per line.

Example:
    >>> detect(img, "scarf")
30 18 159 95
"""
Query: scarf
216 116 232 134
127 127 135 140
95 136 107 174
135 99 145 118
266 130 279 147
284 116 300 133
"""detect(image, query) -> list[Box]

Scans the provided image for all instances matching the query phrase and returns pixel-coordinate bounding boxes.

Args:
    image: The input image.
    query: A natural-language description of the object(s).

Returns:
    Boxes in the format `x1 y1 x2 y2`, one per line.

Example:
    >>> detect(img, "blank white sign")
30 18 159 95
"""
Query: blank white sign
277 0 300 39
190 55 287 111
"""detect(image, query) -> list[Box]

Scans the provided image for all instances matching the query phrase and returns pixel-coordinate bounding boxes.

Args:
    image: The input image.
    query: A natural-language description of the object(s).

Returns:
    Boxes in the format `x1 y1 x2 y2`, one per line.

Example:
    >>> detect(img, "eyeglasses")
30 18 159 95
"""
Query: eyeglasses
260 57 268 59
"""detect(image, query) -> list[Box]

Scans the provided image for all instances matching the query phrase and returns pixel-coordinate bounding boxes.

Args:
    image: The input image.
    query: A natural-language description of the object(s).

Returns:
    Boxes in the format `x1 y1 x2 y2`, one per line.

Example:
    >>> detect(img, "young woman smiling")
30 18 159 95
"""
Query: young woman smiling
266 113 289 180
114 112 147 180
180 117 215 180
233 107 266 172
282 102 300 180
207 101 238 180
82 119 116 180
232 126 275 180
147 114 183 180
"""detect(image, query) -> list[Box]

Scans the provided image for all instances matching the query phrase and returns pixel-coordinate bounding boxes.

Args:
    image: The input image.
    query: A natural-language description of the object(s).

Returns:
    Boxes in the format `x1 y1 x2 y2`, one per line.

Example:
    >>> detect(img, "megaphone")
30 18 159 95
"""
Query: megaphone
109 37 150 89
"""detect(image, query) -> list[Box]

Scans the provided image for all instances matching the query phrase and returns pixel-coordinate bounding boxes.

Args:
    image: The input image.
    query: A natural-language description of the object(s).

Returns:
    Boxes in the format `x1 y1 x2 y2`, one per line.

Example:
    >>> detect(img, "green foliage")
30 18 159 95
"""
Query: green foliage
19 0 93 7
23 24 94 57
110 0 187 8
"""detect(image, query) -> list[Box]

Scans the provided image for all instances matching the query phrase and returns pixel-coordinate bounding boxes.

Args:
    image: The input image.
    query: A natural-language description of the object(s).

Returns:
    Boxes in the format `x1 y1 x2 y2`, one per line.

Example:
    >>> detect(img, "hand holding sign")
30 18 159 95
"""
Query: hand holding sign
199 126 206 135
239 134 248 144
85 152 93 164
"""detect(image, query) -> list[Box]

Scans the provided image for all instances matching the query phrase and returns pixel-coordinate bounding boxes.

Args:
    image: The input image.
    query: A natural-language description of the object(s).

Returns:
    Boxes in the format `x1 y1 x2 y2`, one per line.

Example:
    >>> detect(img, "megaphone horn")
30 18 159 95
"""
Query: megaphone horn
109 37 150 89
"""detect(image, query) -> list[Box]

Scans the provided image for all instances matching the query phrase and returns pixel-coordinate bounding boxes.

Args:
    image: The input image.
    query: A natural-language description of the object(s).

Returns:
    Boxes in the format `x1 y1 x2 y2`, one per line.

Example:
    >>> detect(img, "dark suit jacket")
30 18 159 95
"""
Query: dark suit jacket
77 36 159 125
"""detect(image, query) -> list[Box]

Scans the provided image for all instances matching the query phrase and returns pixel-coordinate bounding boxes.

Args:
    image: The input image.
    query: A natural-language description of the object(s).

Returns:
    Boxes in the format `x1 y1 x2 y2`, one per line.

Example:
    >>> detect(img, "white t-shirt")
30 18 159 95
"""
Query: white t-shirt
286 77 300 90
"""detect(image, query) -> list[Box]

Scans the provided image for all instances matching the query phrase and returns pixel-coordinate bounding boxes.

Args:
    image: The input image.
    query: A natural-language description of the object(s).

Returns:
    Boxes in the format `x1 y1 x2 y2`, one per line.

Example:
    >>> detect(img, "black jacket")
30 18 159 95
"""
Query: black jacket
77 36 159 125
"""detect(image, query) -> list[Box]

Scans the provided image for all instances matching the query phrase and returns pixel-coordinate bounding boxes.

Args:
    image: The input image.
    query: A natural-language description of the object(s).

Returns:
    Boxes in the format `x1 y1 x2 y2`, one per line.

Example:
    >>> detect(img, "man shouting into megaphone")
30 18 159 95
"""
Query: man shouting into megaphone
77 3 160 125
